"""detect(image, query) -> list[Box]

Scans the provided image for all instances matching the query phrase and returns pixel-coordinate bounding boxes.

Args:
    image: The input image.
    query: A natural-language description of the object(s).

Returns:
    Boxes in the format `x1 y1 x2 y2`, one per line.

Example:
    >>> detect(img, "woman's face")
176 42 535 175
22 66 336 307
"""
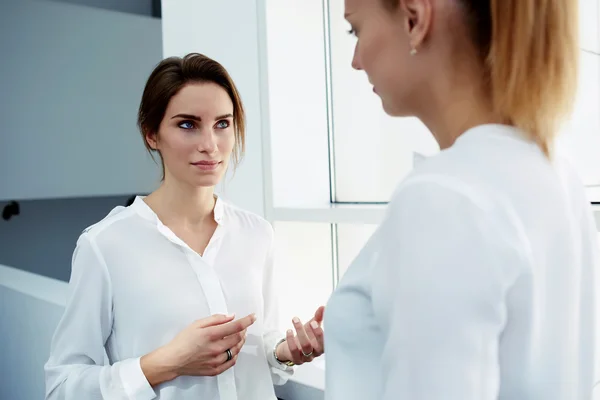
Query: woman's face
345 0 437 117
146 82 236 188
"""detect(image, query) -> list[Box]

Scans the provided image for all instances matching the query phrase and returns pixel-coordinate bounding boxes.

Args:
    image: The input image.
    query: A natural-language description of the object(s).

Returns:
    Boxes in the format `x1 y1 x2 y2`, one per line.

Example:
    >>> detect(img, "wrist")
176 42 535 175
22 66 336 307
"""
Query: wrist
140 346 179 387
274 338 295 366
275 342 289 362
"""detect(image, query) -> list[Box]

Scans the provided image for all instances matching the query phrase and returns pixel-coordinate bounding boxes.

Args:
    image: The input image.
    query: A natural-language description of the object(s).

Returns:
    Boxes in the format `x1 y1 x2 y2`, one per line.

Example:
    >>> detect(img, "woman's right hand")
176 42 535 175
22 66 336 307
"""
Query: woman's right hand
141 313 256 386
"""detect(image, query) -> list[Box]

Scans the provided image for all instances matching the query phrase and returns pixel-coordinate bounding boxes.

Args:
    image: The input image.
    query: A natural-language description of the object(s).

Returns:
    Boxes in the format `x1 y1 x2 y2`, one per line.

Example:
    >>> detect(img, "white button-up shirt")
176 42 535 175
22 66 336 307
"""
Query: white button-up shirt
325 124 599 399
45 196 292 400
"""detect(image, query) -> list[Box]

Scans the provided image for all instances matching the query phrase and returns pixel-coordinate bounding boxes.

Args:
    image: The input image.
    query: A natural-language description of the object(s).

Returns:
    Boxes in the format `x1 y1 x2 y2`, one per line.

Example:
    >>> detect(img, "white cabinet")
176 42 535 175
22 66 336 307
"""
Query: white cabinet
0 0 162 201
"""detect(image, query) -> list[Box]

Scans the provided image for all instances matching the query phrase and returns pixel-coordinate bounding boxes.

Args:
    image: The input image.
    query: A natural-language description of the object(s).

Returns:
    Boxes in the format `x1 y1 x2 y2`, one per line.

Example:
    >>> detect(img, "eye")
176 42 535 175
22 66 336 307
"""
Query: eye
178 120 195 130
215 120 231 129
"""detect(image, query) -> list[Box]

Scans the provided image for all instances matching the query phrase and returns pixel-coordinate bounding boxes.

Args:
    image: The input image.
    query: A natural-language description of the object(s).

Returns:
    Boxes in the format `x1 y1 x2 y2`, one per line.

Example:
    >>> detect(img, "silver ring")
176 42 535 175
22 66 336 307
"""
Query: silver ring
226 349 233 362
302 350 313 358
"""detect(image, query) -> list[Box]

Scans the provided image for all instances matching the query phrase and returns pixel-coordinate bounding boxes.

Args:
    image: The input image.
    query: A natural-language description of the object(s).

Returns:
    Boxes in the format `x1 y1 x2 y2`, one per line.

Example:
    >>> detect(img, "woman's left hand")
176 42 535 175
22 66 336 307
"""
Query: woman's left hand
276 306 325 365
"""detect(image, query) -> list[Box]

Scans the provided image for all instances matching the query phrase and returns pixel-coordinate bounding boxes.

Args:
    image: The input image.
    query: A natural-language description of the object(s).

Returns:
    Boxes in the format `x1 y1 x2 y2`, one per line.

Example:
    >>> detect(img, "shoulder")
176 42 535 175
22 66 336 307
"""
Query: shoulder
387 169 518 251
385 169 530 277
79 204 137 244
220 199 273 239
391 169 494 216
553 149 589 198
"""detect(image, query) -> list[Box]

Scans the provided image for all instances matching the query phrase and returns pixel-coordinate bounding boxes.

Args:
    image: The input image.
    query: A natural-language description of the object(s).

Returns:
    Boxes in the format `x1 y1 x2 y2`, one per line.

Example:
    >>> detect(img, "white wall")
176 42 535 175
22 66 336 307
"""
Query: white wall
0 0 162 201
160 0 268 217
0 266 67 400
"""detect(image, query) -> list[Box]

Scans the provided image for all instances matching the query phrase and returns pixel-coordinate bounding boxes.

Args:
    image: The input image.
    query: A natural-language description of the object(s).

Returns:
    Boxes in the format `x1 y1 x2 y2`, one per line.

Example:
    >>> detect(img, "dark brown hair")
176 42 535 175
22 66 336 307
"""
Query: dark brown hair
137 53 246 178
381 0 579 157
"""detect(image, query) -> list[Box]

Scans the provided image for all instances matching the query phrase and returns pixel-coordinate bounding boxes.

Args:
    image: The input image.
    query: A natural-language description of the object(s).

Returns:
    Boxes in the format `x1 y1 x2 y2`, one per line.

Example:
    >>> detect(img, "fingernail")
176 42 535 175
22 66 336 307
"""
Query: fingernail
311 321 319 329
251 313 257 322
292 317 300 324
227 313 235 318
287 329 293 335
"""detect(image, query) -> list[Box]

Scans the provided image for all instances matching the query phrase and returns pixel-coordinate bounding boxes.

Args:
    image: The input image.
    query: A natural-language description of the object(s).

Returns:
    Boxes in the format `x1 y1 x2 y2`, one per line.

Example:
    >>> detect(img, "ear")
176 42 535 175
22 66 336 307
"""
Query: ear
144 128 159 150
399 0 432 51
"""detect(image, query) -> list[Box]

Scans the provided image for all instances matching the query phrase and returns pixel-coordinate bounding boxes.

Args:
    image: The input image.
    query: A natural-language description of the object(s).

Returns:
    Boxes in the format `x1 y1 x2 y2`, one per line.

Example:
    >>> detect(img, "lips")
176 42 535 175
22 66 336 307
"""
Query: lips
192 161 219 166
191 160 221 171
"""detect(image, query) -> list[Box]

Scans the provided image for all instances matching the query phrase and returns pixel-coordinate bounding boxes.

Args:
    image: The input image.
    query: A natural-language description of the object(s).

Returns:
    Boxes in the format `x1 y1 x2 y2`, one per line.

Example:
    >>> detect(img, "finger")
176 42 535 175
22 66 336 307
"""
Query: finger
216 329 246 353
212 348 231 367
286 329 303 364
292 317 313 356
314 306 325 323
304 320 320 350
232 333 247 356
211 354 238 376
309 320 324 355
208 313 256 338
220 330 247 356
213 333 245 368
196 313 236 329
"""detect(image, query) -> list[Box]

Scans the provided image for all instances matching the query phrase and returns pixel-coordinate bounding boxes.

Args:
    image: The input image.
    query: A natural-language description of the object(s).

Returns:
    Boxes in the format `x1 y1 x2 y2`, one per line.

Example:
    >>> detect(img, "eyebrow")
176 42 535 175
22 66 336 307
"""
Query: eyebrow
171 113 233 121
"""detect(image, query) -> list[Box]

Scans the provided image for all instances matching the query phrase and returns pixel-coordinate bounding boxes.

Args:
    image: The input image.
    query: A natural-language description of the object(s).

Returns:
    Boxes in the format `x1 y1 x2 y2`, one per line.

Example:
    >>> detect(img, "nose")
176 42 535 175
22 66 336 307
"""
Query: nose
351 44 362 71
197 129 218 154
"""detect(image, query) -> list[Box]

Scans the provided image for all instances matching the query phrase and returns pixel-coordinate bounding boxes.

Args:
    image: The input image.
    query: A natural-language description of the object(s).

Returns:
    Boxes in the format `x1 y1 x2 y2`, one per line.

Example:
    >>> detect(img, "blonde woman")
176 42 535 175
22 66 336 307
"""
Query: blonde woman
325 0 598 399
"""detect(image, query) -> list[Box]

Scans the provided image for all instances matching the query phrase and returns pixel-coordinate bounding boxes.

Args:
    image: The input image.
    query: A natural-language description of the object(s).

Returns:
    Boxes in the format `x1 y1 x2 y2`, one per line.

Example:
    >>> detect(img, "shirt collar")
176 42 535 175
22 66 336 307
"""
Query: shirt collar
131 195 225 226
456 124 531 146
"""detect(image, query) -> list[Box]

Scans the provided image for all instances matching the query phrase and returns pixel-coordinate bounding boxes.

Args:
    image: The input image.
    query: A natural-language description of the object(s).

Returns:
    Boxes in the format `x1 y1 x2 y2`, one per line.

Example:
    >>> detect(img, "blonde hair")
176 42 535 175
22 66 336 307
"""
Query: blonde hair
383 0 580 156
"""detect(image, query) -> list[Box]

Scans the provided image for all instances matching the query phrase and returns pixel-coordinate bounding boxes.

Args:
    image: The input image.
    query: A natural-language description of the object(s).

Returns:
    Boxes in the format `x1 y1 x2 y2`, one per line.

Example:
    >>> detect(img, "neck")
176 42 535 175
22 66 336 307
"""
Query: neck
145 178 216 227
416 62 505 150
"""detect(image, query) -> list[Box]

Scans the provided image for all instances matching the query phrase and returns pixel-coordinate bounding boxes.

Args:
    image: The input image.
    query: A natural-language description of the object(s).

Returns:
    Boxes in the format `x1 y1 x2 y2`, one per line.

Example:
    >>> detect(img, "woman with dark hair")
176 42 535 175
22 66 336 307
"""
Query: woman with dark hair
325 0 598 399
45 53 324 400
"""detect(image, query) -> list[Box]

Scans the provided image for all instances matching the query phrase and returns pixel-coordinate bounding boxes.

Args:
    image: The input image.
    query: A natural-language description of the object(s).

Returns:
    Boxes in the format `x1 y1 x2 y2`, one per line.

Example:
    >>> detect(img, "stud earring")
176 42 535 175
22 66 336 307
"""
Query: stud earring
410 48 418 56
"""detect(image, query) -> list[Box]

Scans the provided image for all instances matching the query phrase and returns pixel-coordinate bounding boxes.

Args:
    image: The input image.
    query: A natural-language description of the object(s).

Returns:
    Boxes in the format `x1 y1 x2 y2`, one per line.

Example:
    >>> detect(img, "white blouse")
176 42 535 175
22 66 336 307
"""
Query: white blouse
45 196 292 400
325 124 599 399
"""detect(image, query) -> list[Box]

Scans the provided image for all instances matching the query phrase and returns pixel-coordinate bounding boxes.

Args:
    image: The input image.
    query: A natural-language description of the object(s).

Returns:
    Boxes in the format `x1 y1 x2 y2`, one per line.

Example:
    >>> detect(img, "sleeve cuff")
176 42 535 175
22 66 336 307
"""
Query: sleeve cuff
118 357 157 400
267 347 294 372
266 340 294 386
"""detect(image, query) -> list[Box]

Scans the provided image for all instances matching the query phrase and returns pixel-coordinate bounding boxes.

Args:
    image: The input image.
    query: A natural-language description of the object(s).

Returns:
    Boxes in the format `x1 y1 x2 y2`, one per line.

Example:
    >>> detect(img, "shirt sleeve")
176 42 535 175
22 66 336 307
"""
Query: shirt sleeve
44 233 157 400
371 178 523 400
260 223 294 384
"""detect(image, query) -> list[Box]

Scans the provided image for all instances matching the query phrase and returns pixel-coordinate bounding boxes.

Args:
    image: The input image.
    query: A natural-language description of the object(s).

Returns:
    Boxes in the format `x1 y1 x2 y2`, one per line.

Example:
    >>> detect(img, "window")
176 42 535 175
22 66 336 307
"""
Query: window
265 0 600 333
273 222 334 329
328 0 438 203
556 49 600 197
273 222 377 332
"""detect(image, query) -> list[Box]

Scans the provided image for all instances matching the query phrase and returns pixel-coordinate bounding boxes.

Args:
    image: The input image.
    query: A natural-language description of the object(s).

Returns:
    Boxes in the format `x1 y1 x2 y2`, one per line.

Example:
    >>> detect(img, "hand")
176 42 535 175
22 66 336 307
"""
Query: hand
276 306 325 366
141 313 256 386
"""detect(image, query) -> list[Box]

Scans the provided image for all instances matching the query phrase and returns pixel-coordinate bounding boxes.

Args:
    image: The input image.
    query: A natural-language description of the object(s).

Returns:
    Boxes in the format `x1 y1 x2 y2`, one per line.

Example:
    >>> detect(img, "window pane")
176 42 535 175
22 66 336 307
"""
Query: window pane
557 51 600 196
579 0 599 54
273 222 333 331
328 0 600 203
328 0 438 203
266 0 331 207
337 223 378 279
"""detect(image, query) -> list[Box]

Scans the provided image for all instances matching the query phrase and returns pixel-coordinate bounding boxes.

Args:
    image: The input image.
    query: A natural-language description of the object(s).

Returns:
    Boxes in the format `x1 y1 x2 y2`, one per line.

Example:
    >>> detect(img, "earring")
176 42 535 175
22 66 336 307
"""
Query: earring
410 48 418 56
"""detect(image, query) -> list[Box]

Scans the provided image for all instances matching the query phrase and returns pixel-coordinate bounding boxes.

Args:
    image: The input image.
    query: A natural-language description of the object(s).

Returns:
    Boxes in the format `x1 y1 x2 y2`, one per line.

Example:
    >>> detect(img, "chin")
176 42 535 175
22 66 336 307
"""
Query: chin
381 101 401 117
381 97 411 117
193 178 222 188
182 173 223 188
